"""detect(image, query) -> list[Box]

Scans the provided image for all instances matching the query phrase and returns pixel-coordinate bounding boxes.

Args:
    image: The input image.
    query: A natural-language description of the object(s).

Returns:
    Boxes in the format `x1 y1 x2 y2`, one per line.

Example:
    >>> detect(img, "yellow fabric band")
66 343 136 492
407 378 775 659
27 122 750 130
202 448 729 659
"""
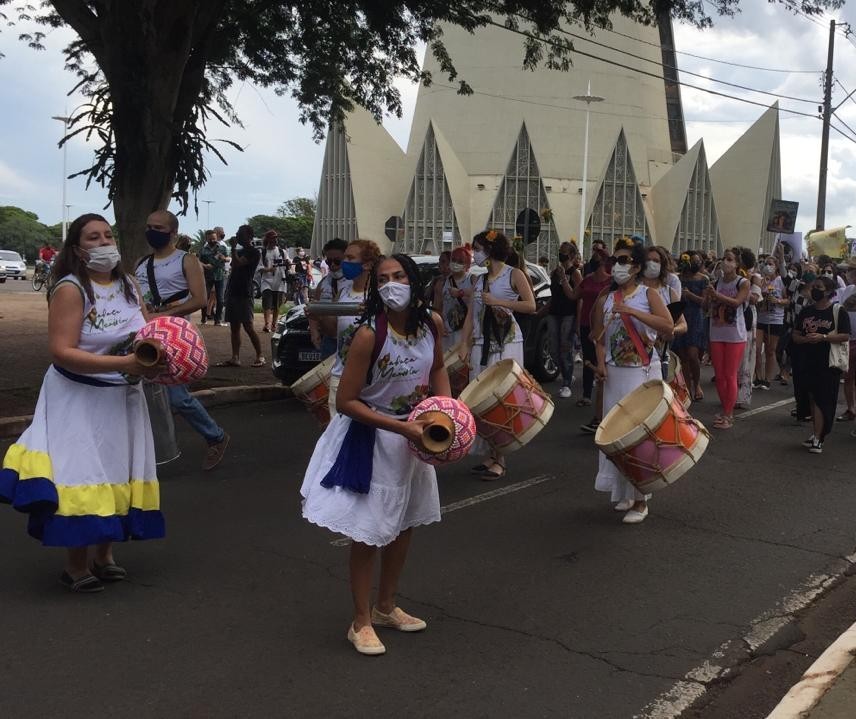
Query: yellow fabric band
3 443 54 481
55 479 160 517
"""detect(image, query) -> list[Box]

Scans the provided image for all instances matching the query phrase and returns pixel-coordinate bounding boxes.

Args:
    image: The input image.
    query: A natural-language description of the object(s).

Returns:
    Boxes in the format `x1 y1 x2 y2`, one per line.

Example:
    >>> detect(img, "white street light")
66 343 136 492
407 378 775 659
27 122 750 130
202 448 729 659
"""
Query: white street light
51 114 70 243
573 82 604 257
202 199 215 228
65 204 73 228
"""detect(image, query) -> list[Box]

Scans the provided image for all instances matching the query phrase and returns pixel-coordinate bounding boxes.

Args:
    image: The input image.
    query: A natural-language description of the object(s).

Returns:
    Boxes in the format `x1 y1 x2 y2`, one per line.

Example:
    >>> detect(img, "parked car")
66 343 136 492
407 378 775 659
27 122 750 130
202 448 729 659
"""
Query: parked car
271 255 558 386
0 250 27 280
0 266 6 283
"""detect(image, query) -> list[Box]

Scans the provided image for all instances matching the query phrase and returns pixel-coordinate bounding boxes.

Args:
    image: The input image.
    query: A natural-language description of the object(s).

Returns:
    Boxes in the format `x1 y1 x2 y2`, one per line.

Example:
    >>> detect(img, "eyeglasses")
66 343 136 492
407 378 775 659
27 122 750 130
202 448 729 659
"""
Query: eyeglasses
609 255 633 266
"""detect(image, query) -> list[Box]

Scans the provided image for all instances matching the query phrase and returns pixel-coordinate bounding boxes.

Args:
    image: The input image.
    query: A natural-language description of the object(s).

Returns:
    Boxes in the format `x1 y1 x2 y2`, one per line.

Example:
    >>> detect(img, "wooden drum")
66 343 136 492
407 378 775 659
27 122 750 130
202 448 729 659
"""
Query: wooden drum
290 354 336 427
666 350 691 410
443 349 470 399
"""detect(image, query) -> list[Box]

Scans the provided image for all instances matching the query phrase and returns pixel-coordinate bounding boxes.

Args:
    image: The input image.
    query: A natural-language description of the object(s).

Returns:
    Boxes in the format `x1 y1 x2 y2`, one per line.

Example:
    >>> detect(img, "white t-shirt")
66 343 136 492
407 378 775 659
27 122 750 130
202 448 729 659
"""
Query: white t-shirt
260 248 287 292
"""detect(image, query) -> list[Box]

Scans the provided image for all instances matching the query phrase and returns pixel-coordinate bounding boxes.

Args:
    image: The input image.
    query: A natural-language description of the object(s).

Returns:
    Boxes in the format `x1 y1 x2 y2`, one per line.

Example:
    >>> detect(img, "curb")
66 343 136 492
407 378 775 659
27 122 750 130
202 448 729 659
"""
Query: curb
766 620 856 718
0 384 293 440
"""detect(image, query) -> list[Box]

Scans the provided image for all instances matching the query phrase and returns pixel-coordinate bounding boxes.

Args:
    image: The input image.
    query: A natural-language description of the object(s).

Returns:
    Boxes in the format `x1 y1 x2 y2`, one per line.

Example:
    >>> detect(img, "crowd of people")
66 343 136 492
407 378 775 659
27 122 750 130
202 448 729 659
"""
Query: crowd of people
1 213 854 658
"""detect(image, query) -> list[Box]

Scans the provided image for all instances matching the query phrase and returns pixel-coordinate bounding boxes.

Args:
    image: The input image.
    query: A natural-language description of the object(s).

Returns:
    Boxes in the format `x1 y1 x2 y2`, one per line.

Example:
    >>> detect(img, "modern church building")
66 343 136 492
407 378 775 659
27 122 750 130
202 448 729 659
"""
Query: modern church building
311 15 782 262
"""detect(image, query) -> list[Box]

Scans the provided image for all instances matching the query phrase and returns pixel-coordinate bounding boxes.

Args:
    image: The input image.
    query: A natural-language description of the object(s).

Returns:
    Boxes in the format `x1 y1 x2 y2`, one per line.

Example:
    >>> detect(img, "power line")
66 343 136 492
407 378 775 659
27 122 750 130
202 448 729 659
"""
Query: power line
597 23 821 74
830 120 856 145
832 114 856 141
542 20 820 105
484 19 822 121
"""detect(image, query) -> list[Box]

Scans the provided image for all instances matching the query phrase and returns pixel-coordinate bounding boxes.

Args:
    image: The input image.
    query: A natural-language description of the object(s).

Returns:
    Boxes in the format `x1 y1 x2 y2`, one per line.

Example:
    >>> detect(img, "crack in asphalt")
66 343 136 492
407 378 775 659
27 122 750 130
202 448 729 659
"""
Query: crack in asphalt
655 512 847 561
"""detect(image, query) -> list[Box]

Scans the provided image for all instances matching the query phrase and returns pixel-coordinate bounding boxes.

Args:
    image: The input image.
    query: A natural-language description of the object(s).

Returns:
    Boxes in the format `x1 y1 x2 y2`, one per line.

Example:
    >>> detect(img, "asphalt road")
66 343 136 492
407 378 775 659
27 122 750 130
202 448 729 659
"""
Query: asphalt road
0 275 34 293
2 373 856 718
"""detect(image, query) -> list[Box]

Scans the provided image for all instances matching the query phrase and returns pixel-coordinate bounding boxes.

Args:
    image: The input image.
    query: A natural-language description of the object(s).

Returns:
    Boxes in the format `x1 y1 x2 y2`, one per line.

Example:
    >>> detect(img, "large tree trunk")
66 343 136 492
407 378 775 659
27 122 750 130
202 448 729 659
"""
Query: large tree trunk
51 0 224 263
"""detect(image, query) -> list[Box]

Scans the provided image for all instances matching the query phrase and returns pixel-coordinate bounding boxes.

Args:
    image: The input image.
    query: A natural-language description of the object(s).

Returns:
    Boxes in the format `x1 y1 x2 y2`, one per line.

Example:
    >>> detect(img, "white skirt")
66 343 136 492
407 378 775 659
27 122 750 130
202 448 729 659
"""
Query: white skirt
0 366 163 547
300 413 441 547
594 362 660 503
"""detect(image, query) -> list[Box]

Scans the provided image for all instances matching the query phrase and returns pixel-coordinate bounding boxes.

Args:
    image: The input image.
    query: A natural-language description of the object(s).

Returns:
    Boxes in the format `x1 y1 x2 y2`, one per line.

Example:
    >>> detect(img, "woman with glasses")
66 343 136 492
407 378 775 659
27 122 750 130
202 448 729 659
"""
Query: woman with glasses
592 238 674 524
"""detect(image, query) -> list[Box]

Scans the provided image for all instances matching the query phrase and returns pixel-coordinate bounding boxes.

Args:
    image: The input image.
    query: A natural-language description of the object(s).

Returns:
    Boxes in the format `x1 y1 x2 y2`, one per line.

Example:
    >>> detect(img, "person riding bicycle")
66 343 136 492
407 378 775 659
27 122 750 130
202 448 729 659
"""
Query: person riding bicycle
37 242 57 270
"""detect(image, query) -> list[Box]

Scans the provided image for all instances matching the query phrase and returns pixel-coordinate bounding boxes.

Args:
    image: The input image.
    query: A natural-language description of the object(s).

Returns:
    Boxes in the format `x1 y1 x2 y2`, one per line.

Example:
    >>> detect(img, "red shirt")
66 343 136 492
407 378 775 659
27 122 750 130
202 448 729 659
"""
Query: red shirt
578 274 612 328
39 247 56 262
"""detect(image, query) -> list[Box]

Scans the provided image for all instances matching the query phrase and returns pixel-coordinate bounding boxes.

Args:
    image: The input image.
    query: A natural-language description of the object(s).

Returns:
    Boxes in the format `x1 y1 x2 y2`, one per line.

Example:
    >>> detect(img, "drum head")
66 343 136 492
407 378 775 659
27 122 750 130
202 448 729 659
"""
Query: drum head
597 381 669 445
459 359 515 408
291 354 335 393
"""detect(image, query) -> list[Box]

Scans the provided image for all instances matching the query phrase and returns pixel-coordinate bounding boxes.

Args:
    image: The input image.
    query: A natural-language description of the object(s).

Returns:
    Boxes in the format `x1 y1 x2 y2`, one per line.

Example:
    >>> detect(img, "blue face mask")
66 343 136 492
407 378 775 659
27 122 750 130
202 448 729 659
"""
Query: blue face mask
341 260 363 280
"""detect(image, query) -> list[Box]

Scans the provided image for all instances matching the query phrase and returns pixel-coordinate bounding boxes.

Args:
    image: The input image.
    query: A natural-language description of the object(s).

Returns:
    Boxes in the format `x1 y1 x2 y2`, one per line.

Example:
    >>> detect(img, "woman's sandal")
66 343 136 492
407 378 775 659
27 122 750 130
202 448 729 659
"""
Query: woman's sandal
713 416 733 430
480 461 507 481
836 410 856 422
693 390 704 401
470 464 489 474
251 357 266 368
60 571 104 593
91 560 127 582
215 359 241 368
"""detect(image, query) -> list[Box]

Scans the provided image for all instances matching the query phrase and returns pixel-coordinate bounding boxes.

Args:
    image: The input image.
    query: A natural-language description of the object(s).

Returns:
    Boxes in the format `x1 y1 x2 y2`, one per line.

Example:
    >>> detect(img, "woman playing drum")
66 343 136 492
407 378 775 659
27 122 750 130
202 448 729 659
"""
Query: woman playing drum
592 238 674 524
300 254 450 656
456 230 536 480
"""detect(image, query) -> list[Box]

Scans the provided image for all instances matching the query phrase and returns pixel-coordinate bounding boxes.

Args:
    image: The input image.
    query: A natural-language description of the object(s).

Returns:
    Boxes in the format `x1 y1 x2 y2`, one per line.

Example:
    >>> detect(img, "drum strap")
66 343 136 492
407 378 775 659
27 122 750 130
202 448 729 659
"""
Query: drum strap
613 290 651 367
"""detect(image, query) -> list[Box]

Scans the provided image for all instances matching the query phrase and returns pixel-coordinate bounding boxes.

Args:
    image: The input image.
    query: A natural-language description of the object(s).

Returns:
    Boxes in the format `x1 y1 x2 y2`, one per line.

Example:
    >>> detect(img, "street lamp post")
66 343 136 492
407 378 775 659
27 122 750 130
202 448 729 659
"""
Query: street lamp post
573 83 604 257
202 199 215 228
65 204 73 228
51 114 70 243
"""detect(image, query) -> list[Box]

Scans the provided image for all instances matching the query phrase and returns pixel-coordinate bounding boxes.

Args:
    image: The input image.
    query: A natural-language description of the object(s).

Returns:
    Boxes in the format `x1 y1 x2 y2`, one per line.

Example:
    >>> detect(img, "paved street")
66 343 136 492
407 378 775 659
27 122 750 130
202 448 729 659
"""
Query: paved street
2 376 856 718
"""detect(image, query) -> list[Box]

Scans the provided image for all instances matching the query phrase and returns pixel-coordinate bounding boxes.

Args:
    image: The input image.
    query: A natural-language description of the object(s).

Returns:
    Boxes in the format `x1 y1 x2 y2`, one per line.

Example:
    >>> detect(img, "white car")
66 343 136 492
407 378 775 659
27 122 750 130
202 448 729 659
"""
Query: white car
0 250 27 280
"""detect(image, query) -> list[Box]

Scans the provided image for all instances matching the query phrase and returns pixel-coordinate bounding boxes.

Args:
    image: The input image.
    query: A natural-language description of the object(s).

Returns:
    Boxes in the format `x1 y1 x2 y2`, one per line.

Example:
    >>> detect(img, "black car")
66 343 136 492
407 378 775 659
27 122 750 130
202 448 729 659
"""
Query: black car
271 255 559 385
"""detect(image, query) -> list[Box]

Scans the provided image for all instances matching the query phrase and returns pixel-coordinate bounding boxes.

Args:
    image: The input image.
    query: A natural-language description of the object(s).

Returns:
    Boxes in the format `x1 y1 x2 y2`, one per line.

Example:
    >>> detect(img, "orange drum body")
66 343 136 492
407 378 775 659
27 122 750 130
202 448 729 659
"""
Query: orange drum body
443 349 470 399
666 351 691 410
290 355 336 427
595 380 708 493
458 359 554 454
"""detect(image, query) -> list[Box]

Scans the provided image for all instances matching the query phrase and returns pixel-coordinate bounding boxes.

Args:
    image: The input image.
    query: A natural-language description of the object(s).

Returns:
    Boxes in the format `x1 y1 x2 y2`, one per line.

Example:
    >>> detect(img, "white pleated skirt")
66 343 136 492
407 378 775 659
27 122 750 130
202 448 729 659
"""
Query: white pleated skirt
300 413 441 547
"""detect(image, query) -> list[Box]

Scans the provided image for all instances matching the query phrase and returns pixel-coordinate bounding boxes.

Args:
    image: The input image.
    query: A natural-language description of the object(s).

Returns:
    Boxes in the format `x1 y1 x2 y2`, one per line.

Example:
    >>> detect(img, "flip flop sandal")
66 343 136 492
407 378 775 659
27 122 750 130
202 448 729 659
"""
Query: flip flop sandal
215 360 241 367
59 571 104 594
251 358 267 368
480 462 507 481
836 410 856 421
91 561 127 582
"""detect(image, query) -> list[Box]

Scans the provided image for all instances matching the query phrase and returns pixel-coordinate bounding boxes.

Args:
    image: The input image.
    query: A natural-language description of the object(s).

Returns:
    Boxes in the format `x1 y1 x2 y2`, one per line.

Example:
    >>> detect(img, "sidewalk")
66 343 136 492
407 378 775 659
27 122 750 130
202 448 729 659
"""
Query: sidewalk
767 621 856 719
0 291 279 419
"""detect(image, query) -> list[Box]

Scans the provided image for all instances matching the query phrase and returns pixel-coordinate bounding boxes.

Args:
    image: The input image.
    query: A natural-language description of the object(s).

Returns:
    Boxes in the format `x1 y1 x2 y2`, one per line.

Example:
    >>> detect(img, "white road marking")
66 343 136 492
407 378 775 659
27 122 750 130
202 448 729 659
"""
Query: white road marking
734 398 795 420
636 556 856 719
329 474 554 546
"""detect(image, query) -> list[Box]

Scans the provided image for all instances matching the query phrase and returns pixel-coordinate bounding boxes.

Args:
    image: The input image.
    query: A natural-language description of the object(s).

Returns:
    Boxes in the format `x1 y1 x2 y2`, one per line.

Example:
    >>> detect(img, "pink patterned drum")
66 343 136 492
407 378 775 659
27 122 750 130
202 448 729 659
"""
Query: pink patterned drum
134 316 208 385
407 396 476 466
458 359 554 454
595 380 709 493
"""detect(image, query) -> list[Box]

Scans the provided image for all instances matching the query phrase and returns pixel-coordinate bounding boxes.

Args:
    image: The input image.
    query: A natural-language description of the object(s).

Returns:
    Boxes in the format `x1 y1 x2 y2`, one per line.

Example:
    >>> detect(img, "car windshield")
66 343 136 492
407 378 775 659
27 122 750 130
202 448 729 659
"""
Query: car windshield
0 251 23 261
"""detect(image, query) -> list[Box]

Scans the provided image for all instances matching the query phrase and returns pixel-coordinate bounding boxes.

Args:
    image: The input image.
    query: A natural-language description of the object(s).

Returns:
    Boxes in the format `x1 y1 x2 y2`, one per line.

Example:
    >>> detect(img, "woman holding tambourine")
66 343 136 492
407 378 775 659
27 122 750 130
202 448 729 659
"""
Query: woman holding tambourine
592 238 674 524
455 230 536 480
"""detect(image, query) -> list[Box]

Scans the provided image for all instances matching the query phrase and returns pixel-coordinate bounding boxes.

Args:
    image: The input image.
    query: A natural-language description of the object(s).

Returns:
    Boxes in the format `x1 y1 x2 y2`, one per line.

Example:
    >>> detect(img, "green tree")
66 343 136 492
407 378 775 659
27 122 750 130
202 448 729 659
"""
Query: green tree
278 197 316 221
0 206 54 261
0 0 840 263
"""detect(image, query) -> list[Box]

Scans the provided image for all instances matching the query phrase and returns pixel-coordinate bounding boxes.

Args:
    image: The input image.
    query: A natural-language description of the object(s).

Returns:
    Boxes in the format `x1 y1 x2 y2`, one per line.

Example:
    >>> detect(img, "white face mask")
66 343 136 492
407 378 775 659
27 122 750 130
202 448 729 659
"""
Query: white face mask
379 281 411 311
612 264 633 285
823 271 834 278
331 269 343 280
643 261 661 279
84 245 121 273
449 262 466 273
472 250 488 267
763 264 775 276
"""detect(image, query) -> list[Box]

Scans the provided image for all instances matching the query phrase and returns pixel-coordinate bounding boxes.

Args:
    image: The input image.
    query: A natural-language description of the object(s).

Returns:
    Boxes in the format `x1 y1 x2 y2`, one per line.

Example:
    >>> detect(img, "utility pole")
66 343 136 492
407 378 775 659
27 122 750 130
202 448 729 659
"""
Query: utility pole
816 19 835 231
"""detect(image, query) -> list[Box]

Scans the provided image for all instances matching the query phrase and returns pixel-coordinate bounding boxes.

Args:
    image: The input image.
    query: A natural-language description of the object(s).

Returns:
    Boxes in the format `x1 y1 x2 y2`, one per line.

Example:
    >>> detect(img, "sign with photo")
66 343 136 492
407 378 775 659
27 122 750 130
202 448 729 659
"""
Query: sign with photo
766 199 799 234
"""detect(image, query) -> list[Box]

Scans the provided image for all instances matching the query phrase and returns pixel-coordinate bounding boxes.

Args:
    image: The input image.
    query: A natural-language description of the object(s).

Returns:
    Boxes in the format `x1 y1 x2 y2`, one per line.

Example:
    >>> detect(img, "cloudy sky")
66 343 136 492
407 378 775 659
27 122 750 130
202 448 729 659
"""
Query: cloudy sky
0 3 854 241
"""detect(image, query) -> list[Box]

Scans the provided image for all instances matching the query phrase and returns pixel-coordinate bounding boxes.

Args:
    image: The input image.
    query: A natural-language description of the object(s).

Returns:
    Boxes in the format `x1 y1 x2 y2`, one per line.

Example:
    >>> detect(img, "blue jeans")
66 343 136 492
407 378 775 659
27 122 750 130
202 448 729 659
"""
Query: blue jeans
546 314 577 387
203 277 225 323
166 384 225 445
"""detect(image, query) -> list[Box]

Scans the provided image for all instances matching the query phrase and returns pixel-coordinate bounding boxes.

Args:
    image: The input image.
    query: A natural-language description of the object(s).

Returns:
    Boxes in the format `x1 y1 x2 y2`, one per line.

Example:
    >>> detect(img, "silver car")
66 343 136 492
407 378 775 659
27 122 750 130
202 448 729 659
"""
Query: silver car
0 250 27 280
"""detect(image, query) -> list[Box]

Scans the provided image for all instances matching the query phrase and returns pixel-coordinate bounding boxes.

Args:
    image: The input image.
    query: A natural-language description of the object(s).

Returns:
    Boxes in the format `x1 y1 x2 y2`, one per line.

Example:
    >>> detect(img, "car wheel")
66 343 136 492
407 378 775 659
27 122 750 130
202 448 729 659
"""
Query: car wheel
531 325 559 383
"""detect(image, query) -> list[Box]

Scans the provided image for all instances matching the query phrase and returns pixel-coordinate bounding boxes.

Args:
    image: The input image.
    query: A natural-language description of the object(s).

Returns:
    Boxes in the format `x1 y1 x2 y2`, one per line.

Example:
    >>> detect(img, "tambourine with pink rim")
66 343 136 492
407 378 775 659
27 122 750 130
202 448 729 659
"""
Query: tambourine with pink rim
595 380 709 494
458 359 554 454
290 354 336 428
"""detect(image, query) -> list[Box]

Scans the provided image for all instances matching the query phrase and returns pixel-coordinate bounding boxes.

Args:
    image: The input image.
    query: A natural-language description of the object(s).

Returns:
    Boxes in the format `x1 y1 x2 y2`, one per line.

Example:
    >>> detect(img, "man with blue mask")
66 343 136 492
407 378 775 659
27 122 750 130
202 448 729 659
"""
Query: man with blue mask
310 237 348 358
136 210 230 471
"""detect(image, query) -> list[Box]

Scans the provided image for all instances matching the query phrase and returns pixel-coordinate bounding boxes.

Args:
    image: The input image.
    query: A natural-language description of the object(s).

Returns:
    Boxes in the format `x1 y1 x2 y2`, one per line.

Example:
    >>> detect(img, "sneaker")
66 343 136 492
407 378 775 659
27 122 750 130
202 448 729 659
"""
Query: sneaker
371 606 427 632
614 499 634 511
202 432 230 471
763 380 771 390
214 321 224 327
580 419 600 434
574 352 583 364
808 438 823 454
752 379 762 389
558 386 572 399
347 624 386 655
802 435 816 448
